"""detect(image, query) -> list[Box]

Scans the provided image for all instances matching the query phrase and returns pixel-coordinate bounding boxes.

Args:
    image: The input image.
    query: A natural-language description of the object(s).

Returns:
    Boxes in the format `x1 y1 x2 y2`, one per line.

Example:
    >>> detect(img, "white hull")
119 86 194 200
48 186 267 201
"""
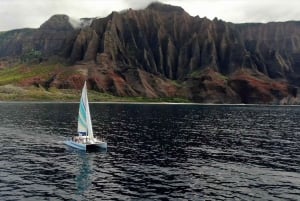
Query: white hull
64 140 107 151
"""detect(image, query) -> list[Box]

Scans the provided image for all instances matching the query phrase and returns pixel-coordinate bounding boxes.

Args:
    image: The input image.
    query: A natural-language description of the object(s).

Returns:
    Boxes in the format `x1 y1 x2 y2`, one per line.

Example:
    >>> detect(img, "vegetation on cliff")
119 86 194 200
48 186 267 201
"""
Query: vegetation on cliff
0 63 188 102
0 2 300 104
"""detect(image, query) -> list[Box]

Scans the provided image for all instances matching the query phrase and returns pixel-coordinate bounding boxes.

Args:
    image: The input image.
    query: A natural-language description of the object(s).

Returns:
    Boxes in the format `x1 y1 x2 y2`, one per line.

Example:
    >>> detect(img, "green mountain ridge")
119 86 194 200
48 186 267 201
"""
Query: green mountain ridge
1 2 300 104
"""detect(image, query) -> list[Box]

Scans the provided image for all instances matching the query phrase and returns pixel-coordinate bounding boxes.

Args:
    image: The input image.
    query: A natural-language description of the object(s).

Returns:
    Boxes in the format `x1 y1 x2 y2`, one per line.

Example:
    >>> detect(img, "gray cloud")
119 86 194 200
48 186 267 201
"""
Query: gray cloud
239 1 300 23
123 0 155 9
200 0 300 23
1 0 61 31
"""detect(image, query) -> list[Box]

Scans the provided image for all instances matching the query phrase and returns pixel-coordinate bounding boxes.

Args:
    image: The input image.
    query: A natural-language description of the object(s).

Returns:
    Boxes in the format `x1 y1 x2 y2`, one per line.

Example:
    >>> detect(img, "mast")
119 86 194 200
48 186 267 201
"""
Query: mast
85 82 94 140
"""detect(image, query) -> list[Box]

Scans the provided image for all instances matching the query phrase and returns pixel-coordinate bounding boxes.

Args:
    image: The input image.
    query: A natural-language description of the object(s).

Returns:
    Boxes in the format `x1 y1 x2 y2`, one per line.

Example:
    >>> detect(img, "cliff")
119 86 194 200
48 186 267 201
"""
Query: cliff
1 2 300 103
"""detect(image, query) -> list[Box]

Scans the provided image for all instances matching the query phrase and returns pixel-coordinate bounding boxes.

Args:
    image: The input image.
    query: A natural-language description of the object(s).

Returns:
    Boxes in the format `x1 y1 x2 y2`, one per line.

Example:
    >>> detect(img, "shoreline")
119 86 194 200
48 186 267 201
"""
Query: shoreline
0 100 299 106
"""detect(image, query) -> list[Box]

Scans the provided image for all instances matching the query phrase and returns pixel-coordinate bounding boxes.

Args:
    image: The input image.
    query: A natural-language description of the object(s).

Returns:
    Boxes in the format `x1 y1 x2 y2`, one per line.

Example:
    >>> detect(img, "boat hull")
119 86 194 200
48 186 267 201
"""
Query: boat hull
64 140 107 151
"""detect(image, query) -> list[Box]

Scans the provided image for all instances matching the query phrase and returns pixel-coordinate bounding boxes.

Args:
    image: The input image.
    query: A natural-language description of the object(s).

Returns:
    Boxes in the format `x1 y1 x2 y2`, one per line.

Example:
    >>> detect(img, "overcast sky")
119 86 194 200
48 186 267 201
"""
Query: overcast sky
1 0 300 31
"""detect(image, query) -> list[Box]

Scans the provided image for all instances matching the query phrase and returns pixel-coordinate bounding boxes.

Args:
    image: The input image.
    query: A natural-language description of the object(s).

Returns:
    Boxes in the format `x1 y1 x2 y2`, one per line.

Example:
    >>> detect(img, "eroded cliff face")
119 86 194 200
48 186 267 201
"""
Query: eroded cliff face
1 3 300 103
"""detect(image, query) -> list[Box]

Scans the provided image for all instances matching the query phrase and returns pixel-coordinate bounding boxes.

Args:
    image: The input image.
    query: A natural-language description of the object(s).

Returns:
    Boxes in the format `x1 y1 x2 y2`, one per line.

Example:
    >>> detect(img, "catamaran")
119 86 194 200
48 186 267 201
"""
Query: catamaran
64 81 107 151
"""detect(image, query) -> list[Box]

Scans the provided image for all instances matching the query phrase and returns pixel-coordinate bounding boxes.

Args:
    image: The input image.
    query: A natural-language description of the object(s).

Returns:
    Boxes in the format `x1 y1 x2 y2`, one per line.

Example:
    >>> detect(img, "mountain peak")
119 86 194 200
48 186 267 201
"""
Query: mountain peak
146 2 185 13
39 14 74 31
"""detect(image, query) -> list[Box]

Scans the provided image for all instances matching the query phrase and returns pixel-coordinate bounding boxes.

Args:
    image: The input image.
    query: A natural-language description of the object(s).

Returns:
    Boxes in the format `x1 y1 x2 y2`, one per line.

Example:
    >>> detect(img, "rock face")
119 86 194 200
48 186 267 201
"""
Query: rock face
0 15 78 58
1 3 300 103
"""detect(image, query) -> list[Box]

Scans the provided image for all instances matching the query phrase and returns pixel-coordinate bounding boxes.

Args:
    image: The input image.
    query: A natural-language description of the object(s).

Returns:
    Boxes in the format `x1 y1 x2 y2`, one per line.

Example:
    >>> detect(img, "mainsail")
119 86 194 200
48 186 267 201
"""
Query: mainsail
77 81 94 139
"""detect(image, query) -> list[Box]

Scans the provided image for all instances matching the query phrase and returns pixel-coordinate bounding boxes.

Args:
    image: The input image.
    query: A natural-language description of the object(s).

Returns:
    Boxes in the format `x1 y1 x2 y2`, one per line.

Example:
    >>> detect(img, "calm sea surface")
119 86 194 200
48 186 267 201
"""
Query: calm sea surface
0 103 299 200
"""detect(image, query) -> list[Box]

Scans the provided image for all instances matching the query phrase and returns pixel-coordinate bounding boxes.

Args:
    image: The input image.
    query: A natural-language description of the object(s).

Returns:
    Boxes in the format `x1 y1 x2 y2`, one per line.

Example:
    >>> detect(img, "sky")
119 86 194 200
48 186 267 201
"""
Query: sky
1 0 300 31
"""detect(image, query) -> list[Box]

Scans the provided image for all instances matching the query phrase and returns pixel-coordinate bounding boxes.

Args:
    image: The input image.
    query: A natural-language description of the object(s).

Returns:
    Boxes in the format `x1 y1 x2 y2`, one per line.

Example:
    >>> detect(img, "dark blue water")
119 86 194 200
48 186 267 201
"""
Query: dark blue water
0 103 299 200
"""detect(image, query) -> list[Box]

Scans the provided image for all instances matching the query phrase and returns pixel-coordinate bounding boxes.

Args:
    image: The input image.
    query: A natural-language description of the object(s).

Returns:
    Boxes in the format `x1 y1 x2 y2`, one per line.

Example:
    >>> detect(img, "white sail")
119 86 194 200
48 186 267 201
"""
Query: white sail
77 81 94 139
64 80 107 150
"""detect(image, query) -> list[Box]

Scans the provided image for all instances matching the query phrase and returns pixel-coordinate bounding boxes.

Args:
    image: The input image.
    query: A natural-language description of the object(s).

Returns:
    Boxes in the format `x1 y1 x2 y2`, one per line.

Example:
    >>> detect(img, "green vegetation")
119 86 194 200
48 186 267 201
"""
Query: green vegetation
119 96 190 103
0 29 34 45
190 70 202 78
0 64 60 85
0 63 190 103
189 68 229 81
21 49 43 63
171 80 183 87
0 85 74 101
0 85 190 102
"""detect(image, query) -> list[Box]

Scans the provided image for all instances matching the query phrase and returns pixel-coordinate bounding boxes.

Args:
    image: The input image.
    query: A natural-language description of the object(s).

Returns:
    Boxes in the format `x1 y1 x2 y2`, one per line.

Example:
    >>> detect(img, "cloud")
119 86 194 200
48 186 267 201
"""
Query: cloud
0 0 109 31
122 0 155 9
172 0 300 23
1 0 45 30
239 1 300 23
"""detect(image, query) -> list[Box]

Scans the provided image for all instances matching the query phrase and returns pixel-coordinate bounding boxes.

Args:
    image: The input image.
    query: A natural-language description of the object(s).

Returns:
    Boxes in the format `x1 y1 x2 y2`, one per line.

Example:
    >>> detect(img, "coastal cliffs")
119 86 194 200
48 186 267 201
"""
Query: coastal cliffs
1 2 300 103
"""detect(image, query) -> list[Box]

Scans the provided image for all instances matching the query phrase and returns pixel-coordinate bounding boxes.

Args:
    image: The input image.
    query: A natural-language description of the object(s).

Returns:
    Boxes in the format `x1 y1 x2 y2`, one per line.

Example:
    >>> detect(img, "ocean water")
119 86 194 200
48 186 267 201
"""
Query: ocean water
0 103 299 200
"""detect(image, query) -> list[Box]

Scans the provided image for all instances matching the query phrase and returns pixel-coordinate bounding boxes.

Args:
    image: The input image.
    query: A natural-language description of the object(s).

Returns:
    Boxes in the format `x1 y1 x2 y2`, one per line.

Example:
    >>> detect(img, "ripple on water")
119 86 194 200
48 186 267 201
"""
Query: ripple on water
0 103 299 200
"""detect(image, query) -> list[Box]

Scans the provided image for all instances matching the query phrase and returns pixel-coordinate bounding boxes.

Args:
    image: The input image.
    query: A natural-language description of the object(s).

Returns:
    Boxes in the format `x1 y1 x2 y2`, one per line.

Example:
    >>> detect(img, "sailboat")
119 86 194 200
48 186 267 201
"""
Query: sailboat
64 81 107 151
